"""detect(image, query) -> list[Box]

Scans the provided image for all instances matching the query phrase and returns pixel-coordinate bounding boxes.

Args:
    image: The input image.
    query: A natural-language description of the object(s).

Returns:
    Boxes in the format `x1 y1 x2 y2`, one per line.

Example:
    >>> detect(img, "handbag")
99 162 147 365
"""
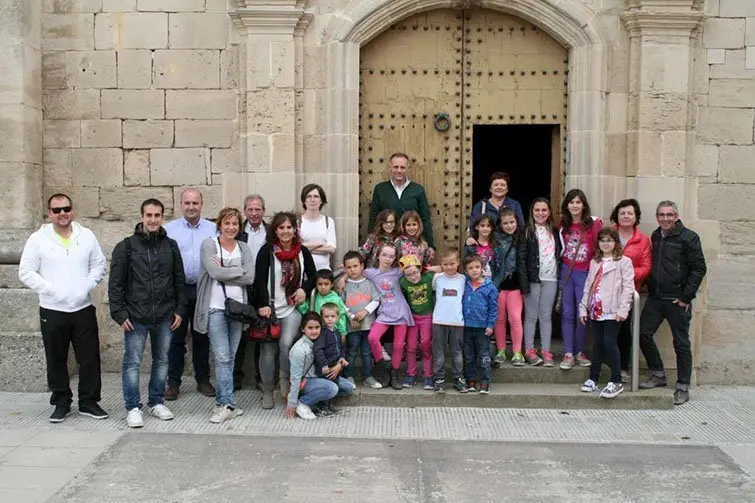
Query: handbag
249 248 282 342
299 359 315 391
554 229 586 314
217 239 258 324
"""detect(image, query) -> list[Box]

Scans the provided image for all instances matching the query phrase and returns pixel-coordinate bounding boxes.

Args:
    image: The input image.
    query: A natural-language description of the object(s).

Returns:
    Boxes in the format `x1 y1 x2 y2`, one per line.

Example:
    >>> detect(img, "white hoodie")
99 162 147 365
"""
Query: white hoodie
18 222 107 313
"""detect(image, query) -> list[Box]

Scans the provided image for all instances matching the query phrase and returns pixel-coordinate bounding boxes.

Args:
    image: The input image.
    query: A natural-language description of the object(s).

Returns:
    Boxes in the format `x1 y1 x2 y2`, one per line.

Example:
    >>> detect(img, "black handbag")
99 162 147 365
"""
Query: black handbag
217 239 258 324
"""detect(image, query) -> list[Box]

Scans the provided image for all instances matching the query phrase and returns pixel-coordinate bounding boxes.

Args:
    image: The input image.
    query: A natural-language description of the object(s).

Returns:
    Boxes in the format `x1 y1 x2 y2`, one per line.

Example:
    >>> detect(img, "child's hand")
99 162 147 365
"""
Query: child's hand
338 357 349 367
355 309 368 321
285 407 297 418
485 328 493 336
616 315 626 322
350 319 361 330
326 364 341 380
579 316 588 325
336 275 347 292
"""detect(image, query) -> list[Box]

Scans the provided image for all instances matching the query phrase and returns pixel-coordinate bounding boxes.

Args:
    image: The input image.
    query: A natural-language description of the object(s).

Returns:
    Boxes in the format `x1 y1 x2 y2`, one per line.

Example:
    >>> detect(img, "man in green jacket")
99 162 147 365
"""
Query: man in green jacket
368 152 434 247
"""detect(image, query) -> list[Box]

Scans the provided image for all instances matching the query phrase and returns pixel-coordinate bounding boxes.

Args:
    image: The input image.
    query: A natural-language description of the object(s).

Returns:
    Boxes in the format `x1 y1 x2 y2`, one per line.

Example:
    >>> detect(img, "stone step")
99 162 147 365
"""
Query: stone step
338 383 673 410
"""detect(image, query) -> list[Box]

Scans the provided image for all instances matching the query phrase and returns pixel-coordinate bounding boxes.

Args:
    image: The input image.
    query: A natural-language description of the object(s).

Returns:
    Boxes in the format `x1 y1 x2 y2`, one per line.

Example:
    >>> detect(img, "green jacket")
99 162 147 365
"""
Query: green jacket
297 290 349 336
368 181 434 247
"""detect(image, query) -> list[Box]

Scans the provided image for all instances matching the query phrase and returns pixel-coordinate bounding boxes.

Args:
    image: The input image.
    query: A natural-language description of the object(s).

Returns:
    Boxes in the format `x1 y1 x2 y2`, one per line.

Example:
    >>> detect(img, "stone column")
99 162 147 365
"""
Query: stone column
230 1 312 213
621 0 705 382
0 0 43 231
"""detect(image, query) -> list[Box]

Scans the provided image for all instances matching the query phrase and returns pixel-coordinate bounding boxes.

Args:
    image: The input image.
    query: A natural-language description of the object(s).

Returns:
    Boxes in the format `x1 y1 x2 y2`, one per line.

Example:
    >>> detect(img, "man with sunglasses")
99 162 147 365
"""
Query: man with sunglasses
638 200 707 406
19 194 108 423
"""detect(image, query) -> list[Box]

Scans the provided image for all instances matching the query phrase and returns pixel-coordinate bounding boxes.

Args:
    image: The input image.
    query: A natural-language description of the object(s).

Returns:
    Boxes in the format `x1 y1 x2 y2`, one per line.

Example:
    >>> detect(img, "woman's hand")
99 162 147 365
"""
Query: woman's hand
211 255 221 266
285 407 297 418
259 307 272 318
294 288 306 304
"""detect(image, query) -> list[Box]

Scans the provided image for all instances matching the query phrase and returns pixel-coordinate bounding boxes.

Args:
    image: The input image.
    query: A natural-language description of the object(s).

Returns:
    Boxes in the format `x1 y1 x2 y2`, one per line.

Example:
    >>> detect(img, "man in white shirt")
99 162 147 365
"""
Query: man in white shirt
164 188 218 400
19 193 108 423
234 194 267 390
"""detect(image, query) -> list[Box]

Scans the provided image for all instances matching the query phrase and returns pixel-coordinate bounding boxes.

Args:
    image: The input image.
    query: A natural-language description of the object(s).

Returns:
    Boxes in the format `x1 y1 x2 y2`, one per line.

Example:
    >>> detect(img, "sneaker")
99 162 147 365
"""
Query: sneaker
381 346 391 362
673 389 690 405
454 377 467 393
423 377 434 390
49 404 71 423
126 407 144 428
511 352 525 366
479 383 490 394
600 382 624 399
165 385 180 401
314 405 335 418
346 376 356 387
542 351 554 367
197 381 216 397
494 349 507 366
324 400 341 415
639 374 667 389
466 380 478 393
576 352 591 367
79 402 108 420
580 379 599 393
434 379 445 394
364 376 383 389
373 360 392 388
621 370 630 383
525 349 543 366
296 403 316 420
402 375 415 388
390 369 402 390
210 405 243 424
560 353 575 370
149 403 175 421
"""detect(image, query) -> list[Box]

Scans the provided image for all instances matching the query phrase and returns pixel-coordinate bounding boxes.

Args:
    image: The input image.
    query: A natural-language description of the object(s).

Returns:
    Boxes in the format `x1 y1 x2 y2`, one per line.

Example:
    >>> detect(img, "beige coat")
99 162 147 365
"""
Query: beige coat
579 256 635 320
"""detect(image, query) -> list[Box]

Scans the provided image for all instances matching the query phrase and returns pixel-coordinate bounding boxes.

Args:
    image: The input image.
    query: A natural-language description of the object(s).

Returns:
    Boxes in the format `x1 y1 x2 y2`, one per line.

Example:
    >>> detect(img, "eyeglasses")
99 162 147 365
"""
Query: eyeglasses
50 206 72 214
657 212 676 218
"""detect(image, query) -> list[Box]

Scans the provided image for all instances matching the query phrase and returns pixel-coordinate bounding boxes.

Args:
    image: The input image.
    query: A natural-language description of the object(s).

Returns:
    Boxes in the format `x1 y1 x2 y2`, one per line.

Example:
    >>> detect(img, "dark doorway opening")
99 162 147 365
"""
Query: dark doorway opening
471 125 558 222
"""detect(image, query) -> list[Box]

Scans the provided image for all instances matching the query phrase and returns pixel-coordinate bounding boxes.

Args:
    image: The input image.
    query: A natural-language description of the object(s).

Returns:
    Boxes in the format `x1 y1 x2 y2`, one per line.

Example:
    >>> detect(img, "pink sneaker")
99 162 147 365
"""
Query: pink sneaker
576 352 591 367
560 353 575 370
542 351 554 367
524 349 543 366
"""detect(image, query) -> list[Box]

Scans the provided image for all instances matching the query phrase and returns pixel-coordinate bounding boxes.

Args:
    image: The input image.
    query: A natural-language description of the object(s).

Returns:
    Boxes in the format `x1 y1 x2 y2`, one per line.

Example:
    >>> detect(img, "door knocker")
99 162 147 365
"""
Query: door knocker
433 113 451 132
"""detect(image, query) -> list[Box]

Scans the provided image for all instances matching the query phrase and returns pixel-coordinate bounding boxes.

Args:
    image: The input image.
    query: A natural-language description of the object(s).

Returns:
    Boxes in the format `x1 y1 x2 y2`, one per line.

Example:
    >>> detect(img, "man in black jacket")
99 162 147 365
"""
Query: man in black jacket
109 199 187 428
638 200 706 405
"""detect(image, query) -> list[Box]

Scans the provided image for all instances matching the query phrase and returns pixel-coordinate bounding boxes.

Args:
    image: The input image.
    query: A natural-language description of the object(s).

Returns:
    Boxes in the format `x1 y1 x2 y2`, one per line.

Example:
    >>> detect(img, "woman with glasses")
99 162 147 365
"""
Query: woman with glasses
298 184 337 271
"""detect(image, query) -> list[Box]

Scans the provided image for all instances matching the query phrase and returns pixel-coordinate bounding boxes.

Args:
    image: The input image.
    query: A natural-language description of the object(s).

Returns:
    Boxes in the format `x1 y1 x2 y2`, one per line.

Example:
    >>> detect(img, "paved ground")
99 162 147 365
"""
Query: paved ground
1 375 755 501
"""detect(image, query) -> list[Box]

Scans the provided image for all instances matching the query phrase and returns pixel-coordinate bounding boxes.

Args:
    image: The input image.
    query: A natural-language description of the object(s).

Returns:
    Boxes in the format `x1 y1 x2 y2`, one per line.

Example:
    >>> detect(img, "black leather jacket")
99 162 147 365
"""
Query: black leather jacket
647 220 706 304
109 223 187 325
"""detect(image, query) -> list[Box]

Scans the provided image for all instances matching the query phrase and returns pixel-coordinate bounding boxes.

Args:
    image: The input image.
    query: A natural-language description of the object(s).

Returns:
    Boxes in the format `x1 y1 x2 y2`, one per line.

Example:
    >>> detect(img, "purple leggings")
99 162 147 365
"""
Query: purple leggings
560 267 588 355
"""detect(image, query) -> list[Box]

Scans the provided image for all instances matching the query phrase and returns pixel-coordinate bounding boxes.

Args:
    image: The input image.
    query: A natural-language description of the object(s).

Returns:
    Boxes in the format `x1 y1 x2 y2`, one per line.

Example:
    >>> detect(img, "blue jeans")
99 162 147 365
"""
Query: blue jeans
344 330 372 379
122 320 172 411
298 376 354 407
463 327 492 384
208 309 243 406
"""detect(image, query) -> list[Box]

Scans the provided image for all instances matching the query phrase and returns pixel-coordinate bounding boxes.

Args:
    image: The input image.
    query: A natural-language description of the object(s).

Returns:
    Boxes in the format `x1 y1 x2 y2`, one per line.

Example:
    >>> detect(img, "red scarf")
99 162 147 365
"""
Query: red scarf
273 240 302 304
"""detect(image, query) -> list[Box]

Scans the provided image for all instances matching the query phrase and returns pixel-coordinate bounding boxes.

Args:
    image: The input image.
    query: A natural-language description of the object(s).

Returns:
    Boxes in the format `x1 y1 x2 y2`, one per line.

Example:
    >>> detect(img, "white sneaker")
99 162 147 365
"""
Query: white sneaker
580 379 599 393
600 382 624 399
363 376 383 389
149 403 174 421
346 377 356 387
126 407 143 428
381 346 391 362
296 403 316 420
210 405 243 424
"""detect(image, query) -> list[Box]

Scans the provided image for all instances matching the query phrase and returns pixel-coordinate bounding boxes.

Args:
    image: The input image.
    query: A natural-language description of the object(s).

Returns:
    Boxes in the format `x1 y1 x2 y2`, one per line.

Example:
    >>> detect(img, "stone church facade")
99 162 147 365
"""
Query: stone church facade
1 0 754 388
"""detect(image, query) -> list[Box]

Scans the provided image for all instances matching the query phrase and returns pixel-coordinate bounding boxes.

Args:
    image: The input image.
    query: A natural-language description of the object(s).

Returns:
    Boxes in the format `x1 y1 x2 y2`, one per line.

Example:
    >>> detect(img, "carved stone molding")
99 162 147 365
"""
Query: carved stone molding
231 0 312 36
621 10 704 38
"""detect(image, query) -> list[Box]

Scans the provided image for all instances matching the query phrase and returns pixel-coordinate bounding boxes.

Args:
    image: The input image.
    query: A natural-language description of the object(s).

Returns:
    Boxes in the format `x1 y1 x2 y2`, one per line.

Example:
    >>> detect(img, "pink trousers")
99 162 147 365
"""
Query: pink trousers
494 289 524 353
406 314 433 378
368 322 408 370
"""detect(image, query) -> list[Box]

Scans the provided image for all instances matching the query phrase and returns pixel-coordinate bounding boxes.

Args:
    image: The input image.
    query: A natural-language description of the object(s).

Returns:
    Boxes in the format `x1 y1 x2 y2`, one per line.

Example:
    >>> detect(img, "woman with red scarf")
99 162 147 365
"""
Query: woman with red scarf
254 211 317 408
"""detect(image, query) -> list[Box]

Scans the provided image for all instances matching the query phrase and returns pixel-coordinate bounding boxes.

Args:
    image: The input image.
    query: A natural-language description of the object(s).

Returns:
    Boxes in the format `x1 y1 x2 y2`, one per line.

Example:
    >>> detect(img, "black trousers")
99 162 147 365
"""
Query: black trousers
40 306 101 407
167 285 210 386
589 319 621 384
639 296 693 387
234 329 263 387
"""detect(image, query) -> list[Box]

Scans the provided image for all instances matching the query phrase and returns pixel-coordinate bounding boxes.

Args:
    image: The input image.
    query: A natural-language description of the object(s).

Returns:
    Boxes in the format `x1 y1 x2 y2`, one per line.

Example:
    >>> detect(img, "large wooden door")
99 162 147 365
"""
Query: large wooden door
359 8 568 249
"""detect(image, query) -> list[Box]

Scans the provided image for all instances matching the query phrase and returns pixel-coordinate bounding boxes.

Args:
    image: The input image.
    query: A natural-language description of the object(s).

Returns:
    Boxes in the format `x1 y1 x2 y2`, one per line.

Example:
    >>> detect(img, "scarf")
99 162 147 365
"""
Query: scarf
273 240 302 304
497 233 518 279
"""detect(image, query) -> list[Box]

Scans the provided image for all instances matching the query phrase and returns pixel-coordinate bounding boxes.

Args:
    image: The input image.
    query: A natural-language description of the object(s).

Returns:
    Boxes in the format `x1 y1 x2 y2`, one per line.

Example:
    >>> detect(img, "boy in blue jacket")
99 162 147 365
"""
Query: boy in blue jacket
462 254 499 394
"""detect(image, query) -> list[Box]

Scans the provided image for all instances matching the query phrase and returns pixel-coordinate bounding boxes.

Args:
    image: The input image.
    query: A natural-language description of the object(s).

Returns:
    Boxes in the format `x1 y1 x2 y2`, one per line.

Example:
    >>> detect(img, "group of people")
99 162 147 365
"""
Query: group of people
18 152 707 427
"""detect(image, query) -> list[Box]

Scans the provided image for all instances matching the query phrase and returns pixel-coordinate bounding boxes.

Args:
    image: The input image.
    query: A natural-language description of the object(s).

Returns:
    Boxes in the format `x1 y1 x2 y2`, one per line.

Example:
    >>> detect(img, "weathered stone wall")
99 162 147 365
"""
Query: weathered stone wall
40 0 239 372
694 0 755 383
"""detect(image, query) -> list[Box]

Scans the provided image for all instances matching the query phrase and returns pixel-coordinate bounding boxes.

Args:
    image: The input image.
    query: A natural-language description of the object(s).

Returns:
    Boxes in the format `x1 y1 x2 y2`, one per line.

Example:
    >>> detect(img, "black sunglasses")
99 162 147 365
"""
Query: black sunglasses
50 206 72 214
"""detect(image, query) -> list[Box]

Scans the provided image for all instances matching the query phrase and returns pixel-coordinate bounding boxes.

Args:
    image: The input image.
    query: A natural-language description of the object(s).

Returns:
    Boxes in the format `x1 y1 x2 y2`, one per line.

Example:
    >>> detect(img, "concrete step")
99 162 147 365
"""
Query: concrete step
338 383 673 410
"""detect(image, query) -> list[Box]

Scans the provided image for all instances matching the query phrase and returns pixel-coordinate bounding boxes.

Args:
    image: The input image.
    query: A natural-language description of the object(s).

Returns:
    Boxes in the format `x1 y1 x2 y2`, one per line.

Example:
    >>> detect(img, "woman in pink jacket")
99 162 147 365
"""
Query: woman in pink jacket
578 228 635 400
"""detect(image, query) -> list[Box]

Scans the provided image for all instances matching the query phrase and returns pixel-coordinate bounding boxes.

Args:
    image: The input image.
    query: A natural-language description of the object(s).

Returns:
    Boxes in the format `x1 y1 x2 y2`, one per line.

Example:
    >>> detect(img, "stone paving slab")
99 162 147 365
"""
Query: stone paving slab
48 434 755 503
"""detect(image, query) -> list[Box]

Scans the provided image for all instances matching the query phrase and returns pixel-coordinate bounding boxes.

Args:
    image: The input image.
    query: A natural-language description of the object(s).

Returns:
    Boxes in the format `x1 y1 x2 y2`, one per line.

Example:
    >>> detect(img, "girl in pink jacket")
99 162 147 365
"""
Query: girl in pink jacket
578 228 634 399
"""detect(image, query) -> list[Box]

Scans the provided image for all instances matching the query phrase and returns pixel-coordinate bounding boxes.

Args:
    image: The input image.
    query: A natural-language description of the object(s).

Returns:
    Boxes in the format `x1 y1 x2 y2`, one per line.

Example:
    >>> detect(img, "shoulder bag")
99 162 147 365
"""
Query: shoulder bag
554 229 586 314
217 238 258 324
249 247 282 341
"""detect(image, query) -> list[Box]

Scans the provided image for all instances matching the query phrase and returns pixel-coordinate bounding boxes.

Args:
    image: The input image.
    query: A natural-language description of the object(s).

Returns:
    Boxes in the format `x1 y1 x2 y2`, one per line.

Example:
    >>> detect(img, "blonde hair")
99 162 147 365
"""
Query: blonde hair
215 207 243 232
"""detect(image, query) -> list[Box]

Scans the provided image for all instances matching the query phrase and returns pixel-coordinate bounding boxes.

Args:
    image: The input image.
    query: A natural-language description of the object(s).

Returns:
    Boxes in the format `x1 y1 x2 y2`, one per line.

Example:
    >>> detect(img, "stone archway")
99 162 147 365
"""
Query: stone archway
315 0 612 253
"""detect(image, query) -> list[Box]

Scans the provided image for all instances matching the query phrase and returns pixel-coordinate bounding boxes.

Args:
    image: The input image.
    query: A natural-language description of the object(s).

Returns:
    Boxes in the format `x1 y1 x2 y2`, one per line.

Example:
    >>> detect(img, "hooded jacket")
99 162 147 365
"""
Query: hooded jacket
18 222 107 313
108 223 187 325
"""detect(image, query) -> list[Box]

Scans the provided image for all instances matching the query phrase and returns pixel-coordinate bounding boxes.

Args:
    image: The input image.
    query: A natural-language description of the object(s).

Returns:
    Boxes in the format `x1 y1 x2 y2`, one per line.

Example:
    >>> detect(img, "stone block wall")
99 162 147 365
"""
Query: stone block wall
693 0 755 383
39 0 239 372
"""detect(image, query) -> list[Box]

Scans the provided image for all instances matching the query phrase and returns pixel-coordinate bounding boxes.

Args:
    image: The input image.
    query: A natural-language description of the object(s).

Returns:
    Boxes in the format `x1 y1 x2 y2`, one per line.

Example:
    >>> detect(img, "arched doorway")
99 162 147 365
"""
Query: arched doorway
358 8 568 249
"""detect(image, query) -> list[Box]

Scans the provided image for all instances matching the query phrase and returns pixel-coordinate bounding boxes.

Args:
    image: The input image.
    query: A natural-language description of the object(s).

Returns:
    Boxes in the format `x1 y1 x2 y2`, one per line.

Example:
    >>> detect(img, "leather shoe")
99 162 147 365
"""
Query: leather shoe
197 381 216 397
164 385 180 401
